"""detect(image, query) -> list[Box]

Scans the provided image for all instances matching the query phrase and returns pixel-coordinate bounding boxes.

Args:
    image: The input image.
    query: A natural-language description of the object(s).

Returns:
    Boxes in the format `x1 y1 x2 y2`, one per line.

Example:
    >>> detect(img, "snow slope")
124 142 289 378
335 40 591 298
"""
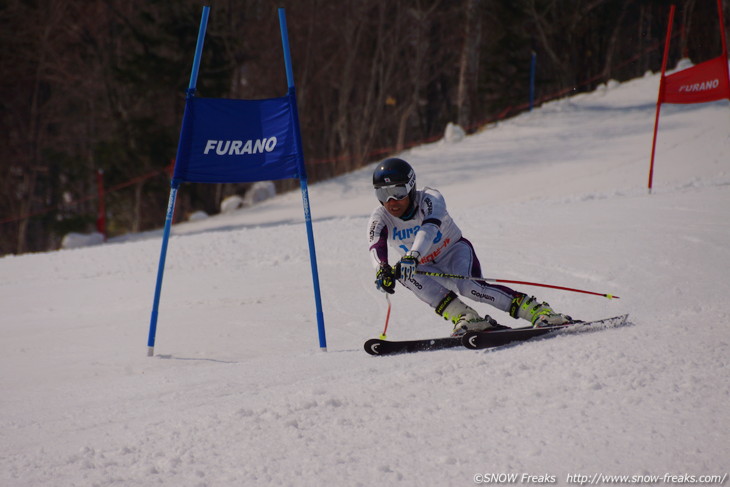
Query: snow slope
2 69 729 486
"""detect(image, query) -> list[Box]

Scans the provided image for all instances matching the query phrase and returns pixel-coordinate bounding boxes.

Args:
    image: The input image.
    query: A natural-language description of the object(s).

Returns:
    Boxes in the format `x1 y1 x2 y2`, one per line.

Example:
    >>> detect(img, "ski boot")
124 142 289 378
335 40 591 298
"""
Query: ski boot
435 291 507 336
510 293 572 328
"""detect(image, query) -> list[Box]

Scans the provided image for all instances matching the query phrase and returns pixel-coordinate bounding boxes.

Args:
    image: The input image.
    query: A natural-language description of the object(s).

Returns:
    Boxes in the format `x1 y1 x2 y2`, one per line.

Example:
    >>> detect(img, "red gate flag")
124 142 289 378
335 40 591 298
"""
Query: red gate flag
662 55 730 104
648 0 729 193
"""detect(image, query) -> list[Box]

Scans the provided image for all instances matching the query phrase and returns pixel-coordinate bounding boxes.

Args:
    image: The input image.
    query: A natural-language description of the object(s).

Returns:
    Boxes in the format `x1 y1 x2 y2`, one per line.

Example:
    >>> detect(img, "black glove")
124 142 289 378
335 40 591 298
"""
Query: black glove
375 263 396 294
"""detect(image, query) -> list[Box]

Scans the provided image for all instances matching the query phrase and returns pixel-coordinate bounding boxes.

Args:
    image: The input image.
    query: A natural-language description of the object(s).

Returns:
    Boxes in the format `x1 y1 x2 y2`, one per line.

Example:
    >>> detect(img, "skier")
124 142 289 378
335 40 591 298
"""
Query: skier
367 157 572 336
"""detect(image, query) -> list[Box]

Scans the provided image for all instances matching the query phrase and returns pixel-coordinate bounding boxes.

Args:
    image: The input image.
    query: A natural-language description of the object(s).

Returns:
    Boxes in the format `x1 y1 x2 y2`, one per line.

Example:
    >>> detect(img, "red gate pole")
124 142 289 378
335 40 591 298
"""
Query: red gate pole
718 0 728 56
96 169 106 240
648 5 676 194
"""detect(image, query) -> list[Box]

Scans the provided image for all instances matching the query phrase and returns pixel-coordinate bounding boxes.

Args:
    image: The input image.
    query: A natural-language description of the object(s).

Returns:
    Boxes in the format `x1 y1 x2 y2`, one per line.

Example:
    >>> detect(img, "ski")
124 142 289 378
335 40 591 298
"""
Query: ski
364 336 462 356
461 314 629 350
364 314 629 355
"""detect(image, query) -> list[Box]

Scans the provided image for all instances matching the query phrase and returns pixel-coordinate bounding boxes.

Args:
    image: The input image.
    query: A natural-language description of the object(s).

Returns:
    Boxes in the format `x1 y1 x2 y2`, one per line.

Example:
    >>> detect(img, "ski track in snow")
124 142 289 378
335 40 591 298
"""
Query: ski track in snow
2 69 729 486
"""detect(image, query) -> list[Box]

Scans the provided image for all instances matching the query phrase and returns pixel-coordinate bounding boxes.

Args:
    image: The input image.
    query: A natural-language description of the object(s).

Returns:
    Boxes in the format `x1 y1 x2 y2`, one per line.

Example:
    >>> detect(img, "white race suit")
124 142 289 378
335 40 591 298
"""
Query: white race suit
367 187 521 314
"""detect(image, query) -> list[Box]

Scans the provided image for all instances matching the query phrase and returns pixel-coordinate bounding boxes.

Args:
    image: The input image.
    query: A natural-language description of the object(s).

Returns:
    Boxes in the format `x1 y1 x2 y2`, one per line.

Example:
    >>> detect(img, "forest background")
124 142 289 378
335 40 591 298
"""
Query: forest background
1 0 726 255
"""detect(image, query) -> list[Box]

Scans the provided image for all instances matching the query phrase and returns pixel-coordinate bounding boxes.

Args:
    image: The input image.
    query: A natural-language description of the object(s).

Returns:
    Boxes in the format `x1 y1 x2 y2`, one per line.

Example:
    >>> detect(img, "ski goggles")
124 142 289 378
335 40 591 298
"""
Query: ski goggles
375 185 409 203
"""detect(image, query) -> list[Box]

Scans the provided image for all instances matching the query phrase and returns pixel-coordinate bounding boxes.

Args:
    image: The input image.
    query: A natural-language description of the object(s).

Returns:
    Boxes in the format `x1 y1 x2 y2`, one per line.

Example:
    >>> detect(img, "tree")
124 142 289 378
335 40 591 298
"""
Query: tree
0 0 722 255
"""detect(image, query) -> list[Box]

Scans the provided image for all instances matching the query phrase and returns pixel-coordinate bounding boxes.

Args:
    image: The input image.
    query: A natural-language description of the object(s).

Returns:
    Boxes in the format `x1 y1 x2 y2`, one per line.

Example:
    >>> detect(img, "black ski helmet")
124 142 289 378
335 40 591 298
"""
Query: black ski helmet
372 158 417 202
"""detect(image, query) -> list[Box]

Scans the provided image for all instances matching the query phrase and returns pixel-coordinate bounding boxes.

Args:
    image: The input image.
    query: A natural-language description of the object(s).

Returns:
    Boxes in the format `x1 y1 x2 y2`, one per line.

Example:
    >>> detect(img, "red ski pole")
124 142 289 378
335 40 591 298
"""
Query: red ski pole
380 294 392 339
415 270 619 299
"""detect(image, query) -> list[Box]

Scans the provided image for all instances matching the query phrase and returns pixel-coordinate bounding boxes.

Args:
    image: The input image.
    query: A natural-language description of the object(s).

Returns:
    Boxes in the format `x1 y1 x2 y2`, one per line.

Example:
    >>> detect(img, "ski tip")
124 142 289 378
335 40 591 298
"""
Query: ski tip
364 338 384 356
462 332 480 350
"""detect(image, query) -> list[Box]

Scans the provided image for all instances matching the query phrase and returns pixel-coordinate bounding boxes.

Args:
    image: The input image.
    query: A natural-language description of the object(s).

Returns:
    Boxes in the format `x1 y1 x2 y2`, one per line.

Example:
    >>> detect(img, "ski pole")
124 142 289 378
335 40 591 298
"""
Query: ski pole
380 294 392 339
414 270 619 299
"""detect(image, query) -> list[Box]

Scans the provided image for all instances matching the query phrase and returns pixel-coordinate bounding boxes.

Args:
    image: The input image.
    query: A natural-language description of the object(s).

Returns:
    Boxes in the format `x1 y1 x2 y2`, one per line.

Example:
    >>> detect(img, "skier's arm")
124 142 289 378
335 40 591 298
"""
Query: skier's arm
407 190 448 260
397 219 438 280
409 219 440 258
368 217 396 293
368 215 389 267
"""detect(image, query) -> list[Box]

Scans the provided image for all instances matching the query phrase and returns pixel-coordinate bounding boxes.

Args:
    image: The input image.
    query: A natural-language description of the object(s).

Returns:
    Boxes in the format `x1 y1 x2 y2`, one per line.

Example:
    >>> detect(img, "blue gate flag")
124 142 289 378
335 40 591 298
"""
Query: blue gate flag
173 95 300 184
147 6 327 357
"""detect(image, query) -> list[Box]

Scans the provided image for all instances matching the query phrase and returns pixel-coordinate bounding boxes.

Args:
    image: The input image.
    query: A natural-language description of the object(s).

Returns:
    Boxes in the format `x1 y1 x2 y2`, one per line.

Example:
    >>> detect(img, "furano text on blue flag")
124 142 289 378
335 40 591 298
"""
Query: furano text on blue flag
203 138 278 156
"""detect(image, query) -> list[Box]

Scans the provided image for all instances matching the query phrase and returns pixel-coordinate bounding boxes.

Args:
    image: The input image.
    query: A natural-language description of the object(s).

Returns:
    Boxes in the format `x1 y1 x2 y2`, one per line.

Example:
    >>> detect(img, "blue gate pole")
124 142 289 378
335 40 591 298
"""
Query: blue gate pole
529 50 537 111
278 8 327 351
147 6 210 357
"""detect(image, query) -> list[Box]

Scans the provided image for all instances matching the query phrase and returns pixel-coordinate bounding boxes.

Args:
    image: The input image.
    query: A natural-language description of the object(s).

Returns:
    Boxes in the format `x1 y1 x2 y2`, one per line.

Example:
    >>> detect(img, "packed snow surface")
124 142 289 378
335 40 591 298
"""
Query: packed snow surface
2 69 729 486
